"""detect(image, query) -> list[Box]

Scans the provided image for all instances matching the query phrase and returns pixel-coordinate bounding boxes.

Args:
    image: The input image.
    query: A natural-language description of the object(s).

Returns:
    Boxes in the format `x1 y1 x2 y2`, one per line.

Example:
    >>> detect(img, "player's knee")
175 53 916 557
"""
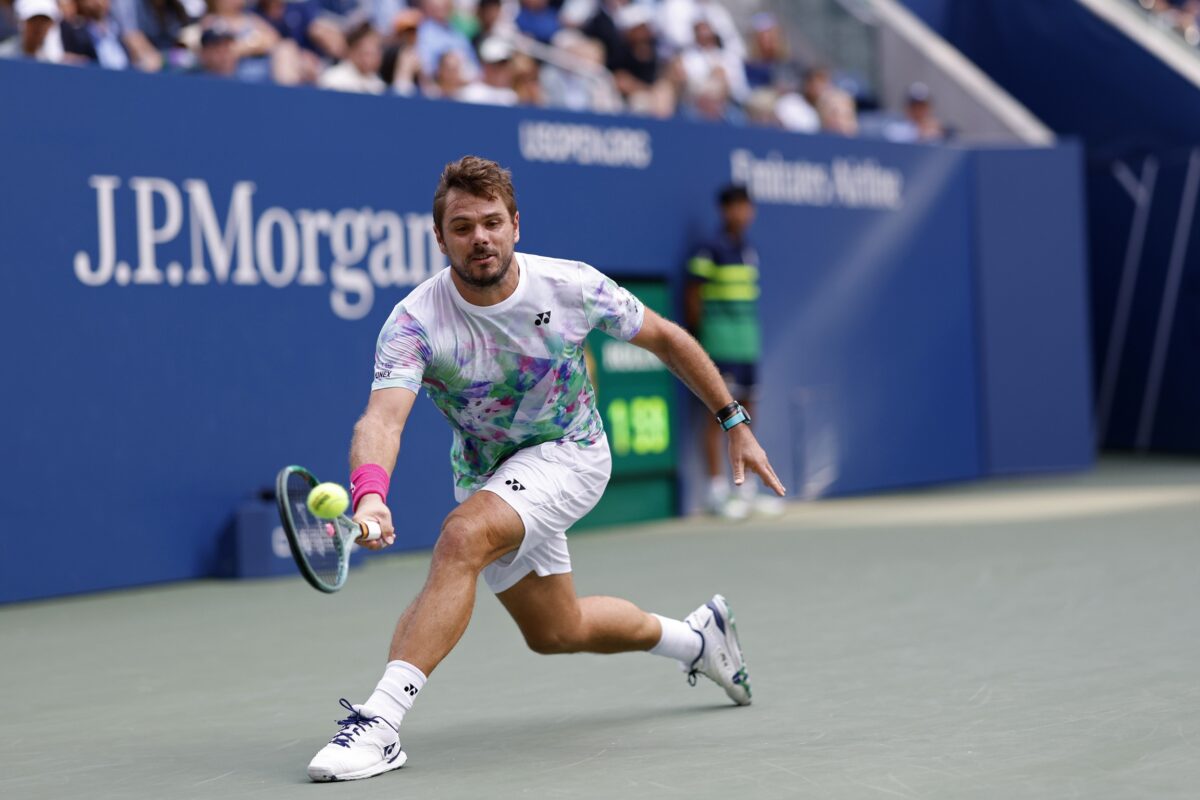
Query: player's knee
523 624 586 655
432 518 490 571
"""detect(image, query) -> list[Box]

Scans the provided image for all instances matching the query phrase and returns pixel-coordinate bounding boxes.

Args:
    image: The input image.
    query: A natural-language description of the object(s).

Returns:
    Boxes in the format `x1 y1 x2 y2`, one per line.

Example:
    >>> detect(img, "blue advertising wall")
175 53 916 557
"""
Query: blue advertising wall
900 0 1200 453
0 60 1091 602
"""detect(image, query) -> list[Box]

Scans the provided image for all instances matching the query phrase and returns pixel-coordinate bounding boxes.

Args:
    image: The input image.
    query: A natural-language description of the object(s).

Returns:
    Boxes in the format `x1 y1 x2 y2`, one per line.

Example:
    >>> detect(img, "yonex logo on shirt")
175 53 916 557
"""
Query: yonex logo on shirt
534 311 552 326
505 479 526 491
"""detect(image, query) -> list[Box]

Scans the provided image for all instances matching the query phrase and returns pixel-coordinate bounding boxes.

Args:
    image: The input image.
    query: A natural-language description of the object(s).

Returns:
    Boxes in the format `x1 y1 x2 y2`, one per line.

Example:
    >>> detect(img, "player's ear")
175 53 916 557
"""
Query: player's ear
512 211 520 244
432 222 448 255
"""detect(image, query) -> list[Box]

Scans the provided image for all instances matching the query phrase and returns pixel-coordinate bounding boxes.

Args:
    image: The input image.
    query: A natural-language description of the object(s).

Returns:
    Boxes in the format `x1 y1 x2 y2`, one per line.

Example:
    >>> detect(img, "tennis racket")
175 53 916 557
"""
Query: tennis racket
275 465 382 593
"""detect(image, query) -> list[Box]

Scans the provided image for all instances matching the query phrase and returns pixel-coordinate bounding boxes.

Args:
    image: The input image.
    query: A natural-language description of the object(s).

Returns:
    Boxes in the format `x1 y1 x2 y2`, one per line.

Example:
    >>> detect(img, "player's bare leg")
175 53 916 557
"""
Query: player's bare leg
387 490 525 673
308 491 524 782
498 571 752 705
497 572 661 654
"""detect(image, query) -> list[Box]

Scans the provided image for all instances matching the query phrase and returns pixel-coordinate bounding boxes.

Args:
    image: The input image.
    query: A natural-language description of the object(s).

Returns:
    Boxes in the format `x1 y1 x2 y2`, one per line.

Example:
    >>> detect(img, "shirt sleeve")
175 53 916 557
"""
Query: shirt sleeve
687 245 716 281
372 305 431 393
578 261 645 341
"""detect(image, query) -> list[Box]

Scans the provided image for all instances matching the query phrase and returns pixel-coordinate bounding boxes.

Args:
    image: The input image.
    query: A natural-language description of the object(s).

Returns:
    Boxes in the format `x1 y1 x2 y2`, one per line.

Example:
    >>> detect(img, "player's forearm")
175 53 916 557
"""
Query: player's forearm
349 411 404 475
651 322 734 414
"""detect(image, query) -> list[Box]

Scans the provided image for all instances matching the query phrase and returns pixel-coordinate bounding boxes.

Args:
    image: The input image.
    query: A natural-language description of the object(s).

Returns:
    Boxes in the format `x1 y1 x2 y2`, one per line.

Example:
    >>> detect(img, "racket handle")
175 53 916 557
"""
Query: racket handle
357 519 383 542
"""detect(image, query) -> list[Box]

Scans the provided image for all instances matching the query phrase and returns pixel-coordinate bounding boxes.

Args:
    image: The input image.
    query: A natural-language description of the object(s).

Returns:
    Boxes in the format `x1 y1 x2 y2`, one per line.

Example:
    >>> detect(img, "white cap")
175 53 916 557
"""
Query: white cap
16 0 61 21
478 36 513 64
616 4 654 31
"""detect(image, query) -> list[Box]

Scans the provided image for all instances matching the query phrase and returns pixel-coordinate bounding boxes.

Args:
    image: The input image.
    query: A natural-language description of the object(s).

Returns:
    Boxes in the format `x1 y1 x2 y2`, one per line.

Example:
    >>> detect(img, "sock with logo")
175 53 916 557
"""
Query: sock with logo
362 660 427 731
648 614 703 664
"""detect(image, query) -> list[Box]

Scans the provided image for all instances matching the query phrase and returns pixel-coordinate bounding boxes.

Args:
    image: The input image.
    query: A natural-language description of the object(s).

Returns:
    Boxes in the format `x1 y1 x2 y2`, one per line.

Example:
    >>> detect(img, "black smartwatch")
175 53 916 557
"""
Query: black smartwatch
715 401 751 431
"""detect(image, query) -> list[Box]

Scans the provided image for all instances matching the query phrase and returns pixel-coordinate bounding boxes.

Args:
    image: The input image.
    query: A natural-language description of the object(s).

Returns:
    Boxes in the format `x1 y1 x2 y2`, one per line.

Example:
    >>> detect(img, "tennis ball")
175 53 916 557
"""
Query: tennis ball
307 482 349 519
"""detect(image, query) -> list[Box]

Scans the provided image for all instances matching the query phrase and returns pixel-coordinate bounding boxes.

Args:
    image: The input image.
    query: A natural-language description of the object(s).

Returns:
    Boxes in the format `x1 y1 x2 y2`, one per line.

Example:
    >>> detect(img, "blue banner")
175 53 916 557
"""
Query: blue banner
0 61 1091 602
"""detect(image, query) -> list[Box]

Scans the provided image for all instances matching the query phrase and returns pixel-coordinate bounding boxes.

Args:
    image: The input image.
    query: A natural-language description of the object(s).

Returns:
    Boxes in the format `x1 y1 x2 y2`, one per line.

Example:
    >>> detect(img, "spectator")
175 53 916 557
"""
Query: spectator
580 0 623 73
319 18 385 93
113 0 198 63
658 0 743 58
380 7 421 94
801 64 831 108
514 0 556 44
456 33 517 104
680 14 748 104
425 45 467 98
773 89 819 132
191 21 237 74
198 0 280 81
817 87 857 136
743 12 802 92
0 0 64 61
256 0 343 59
540 27 621 113
1 0 18 42
682 70 743 125
470 0 501 52
609 3 658 103
415 0 477 81
684 184 778 519
510 50 543 105
62 0 160 69
905 81 947 141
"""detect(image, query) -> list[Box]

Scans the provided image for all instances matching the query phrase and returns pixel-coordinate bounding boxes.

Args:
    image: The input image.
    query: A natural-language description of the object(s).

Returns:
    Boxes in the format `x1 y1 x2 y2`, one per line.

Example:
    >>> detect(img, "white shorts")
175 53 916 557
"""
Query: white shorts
454 436 612 594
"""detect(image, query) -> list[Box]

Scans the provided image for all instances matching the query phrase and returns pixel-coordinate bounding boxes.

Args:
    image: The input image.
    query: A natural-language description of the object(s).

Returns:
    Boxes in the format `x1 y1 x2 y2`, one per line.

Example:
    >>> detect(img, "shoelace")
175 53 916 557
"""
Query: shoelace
686 622 706 687
329 698 384 748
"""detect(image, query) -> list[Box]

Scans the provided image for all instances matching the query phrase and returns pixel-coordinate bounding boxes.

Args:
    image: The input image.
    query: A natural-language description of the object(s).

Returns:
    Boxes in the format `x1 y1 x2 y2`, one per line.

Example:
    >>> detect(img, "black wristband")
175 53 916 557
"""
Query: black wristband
715 401 751 431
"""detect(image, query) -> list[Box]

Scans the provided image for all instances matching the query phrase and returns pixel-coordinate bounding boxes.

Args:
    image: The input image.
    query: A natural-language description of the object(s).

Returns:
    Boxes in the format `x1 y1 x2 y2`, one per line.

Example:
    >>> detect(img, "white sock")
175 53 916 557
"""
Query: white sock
737 479 758 501
708 477 730 504
649 614 703 664
362 660 427 730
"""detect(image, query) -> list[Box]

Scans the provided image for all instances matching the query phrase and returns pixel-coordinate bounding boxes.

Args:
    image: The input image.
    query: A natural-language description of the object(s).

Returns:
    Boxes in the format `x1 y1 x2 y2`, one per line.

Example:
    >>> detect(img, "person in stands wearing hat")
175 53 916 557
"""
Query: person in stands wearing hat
191 22 238 75
905 82 948 142
0 0 64 61
457 35 518 105
319 19 386 94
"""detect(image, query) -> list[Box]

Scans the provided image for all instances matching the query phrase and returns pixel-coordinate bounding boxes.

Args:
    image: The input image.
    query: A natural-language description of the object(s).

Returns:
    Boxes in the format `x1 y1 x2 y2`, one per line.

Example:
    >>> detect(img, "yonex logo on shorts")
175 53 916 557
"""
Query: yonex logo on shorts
534 311 551 326
505 479 526 491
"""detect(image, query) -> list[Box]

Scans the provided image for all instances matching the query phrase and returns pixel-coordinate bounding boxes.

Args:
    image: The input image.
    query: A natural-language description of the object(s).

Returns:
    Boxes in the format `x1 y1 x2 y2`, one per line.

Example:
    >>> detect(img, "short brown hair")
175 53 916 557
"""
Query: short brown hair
432 156 518 232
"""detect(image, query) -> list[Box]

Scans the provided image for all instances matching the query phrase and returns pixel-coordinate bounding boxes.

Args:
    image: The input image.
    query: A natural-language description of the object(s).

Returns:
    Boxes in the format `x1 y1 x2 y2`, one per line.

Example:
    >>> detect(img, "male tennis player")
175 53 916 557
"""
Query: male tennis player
307 156 786 782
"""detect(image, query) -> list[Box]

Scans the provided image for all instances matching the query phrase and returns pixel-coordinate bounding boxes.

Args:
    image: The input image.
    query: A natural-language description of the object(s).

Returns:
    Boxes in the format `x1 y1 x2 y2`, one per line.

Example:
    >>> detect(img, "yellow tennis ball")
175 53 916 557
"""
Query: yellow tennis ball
307 482 349 519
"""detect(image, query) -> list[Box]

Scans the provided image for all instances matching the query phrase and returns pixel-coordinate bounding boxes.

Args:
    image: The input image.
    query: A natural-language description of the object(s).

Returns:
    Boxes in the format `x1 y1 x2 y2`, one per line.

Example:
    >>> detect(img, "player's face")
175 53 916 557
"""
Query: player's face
436 189 520 290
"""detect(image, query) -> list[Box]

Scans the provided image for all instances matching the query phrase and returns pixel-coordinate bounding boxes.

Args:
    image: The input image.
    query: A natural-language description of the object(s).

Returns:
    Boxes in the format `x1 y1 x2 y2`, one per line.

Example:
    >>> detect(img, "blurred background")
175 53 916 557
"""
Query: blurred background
1 0 1196 604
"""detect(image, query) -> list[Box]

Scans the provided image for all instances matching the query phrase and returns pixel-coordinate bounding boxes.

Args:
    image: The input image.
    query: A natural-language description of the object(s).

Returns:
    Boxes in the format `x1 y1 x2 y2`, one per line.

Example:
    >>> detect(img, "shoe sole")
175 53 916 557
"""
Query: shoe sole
710 594 752 706
308 749 408 782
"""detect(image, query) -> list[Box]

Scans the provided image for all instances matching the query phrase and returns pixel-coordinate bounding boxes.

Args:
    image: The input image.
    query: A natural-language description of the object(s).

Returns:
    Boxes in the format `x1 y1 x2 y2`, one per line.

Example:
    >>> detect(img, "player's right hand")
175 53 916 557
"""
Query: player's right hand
353 494 395 549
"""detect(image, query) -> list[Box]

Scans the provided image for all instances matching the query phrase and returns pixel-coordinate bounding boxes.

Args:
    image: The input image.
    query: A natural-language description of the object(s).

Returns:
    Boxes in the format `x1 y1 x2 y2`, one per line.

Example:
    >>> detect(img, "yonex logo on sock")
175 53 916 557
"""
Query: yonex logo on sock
505 479 526 491
403 684 418 696
534 311 551 326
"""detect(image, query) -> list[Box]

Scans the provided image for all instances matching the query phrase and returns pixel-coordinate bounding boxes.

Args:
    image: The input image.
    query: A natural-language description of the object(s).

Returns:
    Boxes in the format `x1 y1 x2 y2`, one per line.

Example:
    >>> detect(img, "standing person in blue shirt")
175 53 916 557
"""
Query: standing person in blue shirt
686 184 781 519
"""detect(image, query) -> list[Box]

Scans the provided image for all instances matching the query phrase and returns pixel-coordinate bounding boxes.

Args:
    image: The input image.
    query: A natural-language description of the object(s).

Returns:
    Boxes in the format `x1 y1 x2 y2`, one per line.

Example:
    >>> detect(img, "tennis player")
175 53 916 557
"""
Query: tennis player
307 156 786 782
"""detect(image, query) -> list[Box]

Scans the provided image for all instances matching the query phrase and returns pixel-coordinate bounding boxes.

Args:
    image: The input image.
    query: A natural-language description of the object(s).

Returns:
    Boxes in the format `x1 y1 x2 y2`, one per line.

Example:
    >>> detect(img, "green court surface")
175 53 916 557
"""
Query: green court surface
3 458 1199 799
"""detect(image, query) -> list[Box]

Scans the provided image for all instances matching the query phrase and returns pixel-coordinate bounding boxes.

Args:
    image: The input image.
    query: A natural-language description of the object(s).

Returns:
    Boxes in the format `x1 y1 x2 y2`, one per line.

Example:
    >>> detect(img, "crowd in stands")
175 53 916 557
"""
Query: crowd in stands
1137 0 1200 46
0 0 947 141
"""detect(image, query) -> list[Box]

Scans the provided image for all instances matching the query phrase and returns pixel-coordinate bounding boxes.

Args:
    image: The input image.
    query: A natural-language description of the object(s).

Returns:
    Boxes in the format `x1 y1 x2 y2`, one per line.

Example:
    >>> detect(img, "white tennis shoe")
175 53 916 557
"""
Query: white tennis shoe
307 699 406 782
684 594 752 705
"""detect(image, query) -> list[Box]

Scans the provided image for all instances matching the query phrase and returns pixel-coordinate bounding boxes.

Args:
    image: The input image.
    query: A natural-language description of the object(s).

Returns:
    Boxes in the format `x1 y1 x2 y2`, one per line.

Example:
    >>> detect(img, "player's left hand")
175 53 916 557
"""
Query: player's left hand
727 425 786 496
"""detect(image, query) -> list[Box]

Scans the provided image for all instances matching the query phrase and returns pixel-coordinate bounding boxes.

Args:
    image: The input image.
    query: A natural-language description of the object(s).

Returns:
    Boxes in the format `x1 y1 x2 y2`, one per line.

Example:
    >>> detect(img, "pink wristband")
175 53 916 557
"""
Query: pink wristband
350 463 390 511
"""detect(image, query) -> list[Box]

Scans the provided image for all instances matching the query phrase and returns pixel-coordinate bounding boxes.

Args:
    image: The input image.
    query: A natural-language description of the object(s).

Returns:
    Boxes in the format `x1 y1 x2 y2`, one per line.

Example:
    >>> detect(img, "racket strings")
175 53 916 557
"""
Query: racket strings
286 474 345 587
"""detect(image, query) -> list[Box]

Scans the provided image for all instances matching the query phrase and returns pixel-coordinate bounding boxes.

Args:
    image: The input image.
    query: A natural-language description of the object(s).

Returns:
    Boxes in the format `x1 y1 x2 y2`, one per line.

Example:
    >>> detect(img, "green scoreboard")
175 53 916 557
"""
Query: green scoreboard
577 279 679 529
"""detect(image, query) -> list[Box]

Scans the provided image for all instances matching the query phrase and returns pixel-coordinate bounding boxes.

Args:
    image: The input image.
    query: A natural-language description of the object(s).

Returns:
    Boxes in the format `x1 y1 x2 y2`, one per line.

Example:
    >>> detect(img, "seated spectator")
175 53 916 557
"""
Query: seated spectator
62 0 161 69
0 0 64 61
198 0 280 81
773 89 819 132
609 3 659 102
416 0 477 81
801 64 832 108
905 81 947 141
514 0 557 44
319 18 385 92
256 0 343 59
580 0 623 73
743 12 802 92
1 0 18 42
817 87 857 136
424 45 467 98
540 27 621 113
113 0 199 63
680 15 748 104
191 21 237 74
510 50 543 105
682 70 744 125
380 8 421 94
457 34 517 105
658 0 743 58
470 0 502 53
